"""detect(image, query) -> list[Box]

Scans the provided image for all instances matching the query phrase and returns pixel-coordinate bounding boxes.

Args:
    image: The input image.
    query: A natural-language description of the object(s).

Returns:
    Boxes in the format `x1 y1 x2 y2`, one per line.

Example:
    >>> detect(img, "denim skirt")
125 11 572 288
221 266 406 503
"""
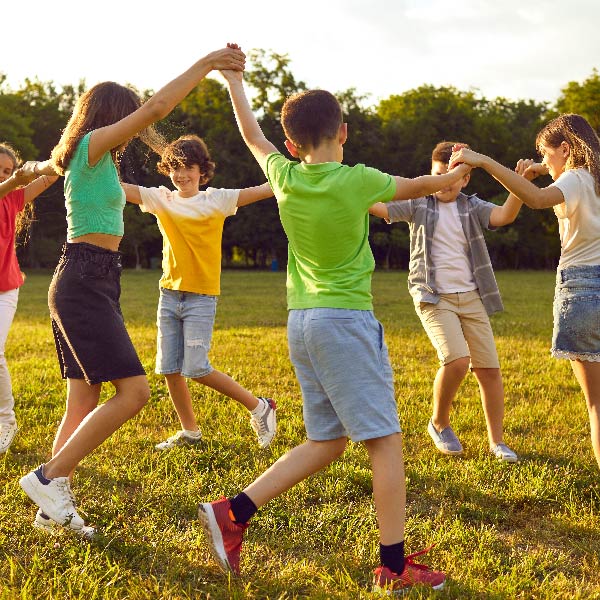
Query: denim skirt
48 243 146 384
552 264 600 361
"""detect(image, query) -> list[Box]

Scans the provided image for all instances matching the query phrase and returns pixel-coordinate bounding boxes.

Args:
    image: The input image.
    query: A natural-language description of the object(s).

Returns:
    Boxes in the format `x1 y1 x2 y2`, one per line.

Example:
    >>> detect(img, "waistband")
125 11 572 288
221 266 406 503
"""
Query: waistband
557 263 600 283
62 242 122 267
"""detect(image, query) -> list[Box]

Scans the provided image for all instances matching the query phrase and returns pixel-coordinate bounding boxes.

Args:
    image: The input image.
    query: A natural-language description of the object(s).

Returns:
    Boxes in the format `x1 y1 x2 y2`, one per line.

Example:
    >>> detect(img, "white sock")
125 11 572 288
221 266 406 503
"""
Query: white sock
250 398 266 416
183 428 201 438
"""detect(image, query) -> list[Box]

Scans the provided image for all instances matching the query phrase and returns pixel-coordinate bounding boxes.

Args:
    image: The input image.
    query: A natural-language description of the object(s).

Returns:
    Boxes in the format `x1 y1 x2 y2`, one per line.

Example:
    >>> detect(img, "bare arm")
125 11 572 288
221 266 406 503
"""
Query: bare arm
368 202 390 220
488 159 535 227
0 167 36 197
450 148 563 209
392 164 471 200
23 174 59 204
220 70 278 173
237 182 273 207
121 183 143 205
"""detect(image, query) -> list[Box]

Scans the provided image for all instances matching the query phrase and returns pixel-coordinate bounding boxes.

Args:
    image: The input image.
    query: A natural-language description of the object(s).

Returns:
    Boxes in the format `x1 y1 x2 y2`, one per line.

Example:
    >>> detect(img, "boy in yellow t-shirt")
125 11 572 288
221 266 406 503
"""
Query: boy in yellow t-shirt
123 135 276 449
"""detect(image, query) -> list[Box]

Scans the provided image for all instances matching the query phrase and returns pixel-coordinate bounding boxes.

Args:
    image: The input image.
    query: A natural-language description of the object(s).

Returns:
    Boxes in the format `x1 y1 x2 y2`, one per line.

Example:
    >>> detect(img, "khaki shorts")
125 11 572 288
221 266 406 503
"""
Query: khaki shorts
415 290 500 368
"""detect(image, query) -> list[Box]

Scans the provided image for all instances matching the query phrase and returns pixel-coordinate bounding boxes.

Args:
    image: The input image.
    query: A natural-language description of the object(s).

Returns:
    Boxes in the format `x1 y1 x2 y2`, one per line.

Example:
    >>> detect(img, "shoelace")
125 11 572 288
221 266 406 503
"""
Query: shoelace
404 544 437 572
250 400 269 434
55 479 77 511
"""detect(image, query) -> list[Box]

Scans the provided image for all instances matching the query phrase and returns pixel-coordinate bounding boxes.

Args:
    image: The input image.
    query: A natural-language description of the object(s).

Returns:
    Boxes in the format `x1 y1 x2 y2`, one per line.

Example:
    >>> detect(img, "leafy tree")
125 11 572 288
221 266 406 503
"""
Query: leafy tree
556 69 600 132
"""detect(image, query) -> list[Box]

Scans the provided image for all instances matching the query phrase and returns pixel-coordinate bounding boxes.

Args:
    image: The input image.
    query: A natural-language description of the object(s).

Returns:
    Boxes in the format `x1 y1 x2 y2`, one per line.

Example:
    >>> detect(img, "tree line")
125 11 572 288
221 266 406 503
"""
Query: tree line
2 51 599 270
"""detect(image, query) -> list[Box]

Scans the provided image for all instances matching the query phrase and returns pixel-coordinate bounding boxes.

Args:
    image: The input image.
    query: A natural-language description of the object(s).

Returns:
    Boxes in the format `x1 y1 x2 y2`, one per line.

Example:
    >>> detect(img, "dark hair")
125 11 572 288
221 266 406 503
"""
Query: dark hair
156 135 215 185
51 82 165 174
431 141 470 163
281 90 343 150
536 113 600 194
0 142 34 242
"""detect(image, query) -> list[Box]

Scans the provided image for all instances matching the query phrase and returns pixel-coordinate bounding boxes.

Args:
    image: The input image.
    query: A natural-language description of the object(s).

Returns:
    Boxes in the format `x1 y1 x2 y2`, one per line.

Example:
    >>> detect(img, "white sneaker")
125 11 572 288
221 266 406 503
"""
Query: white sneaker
250 398 277 448
0 422 18 453
19 465 85 530
490 443 518 463
155 430 202 450
33 509 96 539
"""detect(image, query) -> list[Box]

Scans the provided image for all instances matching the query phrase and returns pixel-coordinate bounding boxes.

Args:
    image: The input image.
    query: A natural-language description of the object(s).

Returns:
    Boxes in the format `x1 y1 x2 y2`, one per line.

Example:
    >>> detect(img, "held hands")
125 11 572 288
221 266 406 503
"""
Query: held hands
515 158 548 181
449 146 484 170
207 43 246 72
14 163 41 185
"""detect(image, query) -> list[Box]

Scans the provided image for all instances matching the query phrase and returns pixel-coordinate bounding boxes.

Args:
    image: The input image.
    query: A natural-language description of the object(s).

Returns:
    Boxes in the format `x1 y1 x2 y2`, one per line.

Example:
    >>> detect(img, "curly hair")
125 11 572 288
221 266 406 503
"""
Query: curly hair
51 82 166 175
536 114 600 194
0 142 34 242
156 135 215 185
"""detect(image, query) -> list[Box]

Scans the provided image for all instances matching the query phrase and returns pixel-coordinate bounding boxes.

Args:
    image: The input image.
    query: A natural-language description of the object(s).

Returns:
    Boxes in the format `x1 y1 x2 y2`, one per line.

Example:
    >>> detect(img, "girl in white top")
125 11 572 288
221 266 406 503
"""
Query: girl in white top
450 114 600 470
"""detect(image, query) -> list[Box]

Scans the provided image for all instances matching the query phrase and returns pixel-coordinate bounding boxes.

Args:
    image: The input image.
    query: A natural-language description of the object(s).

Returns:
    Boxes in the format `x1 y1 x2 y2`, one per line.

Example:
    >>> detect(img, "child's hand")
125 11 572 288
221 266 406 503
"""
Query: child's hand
515 158 548 181
449 147 483 169
16 163 41 184
220 69 243 84
208 45 246 72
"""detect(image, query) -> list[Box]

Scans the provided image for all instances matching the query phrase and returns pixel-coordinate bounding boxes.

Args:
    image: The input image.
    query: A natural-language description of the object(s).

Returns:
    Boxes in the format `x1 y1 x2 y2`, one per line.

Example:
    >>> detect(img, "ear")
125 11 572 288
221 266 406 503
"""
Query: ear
461 172 471 188
284 139 300 158
339 123 348 146
560 141 571 158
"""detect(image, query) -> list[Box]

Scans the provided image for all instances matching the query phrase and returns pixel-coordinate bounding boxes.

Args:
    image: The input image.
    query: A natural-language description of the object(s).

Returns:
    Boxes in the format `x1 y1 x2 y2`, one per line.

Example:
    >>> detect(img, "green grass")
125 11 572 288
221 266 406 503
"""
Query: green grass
1 269 599 599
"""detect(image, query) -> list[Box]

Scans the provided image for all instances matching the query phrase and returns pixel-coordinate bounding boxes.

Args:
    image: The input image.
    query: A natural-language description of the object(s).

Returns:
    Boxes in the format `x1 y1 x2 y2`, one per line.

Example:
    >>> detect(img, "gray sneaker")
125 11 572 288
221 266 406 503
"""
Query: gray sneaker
33 509 96 539
427 419 463 455
19 465 85 530
155 430 202 451
250 398 277 448
0 422 18 453
490 443 518 463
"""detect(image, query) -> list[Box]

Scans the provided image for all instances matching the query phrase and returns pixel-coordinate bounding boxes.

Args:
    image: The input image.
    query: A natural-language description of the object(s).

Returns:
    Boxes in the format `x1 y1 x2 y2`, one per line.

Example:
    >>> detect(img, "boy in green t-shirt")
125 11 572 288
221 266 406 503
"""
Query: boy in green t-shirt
197 53 470 593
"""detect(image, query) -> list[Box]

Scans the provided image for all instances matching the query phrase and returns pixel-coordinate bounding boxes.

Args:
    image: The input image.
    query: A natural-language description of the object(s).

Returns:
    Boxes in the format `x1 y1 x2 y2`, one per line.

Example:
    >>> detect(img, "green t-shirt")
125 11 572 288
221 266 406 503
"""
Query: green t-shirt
266 152 396 310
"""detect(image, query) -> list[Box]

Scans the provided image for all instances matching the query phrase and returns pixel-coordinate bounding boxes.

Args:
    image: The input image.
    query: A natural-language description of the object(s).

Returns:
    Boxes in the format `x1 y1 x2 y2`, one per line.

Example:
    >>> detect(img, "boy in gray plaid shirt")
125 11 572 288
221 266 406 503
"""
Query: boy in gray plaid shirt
370 141 525 461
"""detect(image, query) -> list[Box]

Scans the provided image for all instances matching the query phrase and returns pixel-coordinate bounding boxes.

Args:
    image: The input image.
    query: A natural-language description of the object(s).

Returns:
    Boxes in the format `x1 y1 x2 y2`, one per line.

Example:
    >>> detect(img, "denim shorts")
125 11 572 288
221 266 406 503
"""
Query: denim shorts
287 308 400 442
48 243 145 385
552 264 600 361
156 288 217 378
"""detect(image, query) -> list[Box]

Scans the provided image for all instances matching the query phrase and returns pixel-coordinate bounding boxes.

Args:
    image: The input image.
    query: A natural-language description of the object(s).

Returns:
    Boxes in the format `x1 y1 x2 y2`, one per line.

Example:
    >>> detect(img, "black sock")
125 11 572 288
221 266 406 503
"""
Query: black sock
228 492 258 525
380 540 405 574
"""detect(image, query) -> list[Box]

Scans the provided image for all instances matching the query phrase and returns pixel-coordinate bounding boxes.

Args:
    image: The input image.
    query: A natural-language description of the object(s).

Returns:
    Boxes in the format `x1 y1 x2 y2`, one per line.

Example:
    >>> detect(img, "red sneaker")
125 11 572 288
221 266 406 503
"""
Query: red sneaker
373 546 446 593
198 496 248 574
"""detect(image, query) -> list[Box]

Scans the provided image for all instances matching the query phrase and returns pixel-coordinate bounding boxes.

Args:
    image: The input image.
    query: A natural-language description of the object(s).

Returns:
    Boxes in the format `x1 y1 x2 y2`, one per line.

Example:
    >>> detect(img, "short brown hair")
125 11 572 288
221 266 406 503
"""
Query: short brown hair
157 135 215 185
431 141 470 163
281 90 343 150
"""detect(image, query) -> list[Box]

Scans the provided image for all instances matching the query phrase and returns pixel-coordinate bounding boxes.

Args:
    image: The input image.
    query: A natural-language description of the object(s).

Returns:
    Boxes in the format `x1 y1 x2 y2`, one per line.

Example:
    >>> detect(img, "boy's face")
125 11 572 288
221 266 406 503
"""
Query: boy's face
170 164 201 198
431 160 469 203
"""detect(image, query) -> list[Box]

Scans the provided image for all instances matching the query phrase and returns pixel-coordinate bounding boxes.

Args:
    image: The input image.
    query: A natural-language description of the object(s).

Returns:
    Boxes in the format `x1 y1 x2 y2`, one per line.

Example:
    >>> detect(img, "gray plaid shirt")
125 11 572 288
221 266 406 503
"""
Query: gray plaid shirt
386 192 503 315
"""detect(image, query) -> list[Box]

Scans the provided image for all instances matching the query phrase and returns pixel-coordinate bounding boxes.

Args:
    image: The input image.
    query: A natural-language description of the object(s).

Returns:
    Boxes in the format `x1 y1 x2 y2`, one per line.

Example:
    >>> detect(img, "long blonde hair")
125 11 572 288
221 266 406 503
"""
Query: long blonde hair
536 114 600 194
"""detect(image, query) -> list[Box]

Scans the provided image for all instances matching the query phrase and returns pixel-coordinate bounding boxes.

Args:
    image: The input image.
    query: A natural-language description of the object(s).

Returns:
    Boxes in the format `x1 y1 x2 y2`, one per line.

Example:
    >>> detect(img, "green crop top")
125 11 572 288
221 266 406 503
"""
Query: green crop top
64 132 126 239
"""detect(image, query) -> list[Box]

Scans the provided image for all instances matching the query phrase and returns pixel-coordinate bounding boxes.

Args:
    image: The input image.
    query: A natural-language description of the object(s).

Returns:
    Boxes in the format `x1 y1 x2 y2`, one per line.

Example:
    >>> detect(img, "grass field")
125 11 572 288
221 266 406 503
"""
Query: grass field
1 269 599 599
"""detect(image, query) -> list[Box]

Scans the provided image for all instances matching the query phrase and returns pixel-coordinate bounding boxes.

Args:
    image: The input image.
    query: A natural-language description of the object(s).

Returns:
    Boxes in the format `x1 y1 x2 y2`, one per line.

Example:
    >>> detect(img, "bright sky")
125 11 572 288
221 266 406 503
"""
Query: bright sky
2 0 598 107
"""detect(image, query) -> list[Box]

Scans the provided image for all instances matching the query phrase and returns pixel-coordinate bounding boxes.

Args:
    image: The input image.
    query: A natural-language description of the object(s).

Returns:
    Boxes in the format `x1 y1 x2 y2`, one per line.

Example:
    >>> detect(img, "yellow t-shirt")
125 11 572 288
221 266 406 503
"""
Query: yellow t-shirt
139 186 239 295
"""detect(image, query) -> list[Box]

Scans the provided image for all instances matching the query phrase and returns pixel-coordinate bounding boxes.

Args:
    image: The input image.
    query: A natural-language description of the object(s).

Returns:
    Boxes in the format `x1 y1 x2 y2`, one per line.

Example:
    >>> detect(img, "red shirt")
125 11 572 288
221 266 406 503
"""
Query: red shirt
1 189 26 291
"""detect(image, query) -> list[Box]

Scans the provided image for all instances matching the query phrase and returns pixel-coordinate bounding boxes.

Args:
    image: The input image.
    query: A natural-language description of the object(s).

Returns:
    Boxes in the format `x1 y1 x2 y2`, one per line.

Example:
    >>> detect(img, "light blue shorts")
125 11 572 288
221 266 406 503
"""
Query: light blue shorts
552 264 600 361
287 308 401 442
156 288 217 378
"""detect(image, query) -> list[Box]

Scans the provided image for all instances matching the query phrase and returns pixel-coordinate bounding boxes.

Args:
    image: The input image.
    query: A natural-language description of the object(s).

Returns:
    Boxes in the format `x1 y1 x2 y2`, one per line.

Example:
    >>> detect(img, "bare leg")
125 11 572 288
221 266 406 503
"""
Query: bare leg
164 373 199 431
244 438 347 507
472 367 505 446
570 359 600 470
431 357 470 431
52 379 101 479
43 375 150 479
364 433 405 545
192 370 259 411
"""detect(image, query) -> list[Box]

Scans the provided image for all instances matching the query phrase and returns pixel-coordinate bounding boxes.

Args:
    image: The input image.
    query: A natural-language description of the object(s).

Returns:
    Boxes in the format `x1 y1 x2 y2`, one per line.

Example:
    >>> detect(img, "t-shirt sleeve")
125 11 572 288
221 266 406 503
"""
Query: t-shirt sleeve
551 170 578 218
208 187 240 217
265 152 293 198
138 186 171 214
361 165 396 209
9 188 26 213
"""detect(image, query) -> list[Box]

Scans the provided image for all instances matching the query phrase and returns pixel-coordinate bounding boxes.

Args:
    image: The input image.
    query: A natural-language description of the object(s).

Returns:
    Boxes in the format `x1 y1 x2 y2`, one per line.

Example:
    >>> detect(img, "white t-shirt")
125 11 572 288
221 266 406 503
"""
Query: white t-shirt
551 168 600 268
431 201 477 293
139 186 239 294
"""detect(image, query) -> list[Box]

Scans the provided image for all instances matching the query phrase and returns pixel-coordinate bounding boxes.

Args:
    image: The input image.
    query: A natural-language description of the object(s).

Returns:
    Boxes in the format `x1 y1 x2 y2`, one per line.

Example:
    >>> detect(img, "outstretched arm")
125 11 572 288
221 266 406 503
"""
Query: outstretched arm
392 164 471 200
23 174 59 204
488 159 536 227
368 202 390 220
237 182 273 207
450 148 563 209
220 69 278 173
121 183 142 205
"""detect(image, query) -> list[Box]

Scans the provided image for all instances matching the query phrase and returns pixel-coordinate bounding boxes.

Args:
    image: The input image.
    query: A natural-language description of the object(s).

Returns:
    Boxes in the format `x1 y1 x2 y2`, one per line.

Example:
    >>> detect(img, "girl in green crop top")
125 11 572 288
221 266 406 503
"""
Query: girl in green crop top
17 45 247 535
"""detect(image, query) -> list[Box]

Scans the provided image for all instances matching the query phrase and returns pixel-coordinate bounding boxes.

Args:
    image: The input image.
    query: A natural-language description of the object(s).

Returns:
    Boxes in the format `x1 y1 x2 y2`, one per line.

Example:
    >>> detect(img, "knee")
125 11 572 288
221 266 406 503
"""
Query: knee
308 437 347 460
473 367 502 384
444 357 470 377
124 379 151 410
